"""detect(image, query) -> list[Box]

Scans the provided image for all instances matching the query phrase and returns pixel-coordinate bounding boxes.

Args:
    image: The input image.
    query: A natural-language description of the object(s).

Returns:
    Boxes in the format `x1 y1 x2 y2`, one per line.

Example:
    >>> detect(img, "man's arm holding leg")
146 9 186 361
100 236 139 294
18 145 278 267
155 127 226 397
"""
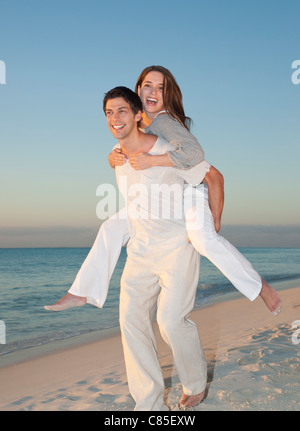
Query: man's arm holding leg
202 166 224 233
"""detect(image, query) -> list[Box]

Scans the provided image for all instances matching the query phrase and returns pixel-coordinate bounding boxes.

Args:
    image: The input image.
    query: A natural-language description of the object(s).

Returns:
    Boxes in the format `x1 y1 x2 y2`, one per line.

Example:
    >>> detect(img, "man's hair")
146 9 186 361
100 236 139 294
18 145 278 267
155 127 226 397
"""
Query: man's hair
103 86 143 115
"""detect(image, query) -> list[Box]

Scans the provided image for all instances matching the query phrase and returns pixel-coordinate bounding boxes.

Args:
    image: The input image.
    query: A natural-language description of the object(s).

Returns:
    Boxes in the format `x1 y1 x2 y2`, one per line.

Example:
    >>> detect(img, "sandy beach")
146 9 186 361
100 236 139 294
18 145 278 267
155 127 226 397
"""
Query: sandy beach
0 284 300 412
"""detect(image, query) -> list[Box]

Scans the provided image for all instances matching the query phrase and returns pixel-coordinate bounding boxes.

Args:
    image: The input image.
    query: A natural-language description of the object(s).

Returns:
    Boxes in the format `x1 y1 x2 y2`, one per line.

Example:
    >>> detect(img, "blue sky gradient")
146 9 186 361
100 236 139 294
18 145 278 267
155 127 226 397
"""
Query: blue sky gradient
0 0 299 247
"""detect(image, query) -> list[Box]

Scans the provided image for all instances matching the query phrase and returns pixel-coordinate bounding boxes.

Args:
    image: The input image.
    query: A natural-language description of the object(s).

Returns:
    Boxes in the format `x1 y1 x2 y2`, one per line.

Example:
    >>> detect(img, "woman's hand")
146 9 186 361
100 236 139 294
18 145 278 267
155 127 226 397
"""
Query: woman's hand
108 148 127 168
128 152 154 170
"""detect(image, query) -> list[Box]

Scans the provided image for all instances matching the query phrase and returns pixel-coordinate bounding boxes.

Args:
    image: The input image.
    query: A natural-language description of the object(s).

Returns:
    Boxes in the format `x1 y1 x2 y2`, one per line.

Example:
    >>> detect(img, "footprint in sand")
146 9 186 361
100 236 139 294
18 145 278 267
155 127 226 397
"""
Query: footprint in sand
88 385 100 393
101 377 122 385
236 323 300 368
11 396 33 406
95 393 119 404
238 350 262 366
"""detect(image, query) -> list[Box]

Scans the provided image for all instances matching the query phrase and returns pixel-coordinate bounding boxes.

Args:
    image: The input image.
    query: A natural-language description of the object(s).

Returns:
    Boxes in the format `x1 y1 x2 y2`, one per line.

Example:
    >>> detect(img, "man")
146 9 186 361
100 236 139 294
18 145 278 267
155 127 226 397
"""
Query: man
103 86 208 411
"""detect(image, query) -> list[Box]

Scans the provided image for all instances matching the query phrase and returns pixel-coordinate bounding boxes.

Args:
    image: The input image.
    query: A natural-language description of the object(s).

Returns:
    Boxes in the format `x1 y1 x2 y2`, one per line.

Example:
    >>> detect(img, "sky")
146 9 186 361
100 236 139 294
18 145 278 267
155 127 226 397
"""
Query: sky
0 0 299 247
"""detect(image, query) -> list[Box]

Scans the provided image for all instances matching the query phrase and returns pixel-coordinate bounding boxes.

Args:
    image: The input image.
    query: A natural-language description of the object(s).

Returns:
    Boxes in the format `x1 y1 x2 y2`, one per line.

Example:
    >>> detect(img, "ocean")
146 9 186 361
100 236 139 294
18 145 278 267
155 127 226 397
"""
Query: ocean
0 247 300 361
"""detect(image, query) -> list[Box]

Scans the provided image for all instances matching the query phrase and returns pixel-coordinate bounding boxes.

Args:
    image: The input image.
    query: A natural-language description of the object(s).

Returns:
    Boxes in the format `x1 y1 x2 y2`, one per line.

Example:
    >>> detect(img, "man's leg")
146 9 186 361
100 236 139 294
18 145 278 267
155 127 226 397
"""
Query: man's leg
155 243 207 406
119 254 168 411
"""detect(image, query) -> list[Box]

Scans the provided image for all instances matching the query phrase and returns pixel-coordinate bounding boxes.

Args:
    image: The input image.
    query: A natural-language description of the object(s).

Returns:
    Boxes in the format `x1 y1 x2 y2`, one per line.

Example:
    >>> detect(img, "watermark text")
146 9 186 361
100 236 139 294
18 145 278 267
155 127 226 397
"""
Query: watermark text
292 320 300 345
291 60 300 85
96 178 205 230
0 321 6 344
0 60 6 85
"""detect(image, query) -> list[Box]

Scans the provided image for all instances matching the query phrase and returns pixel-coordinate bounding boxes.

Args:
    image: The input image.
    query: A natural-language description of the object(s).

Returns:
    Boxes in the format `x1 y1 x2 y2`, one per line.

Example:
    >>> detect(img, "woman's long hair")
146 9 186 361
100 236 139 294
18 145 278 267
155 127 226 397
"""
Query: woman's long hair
135 65 191 131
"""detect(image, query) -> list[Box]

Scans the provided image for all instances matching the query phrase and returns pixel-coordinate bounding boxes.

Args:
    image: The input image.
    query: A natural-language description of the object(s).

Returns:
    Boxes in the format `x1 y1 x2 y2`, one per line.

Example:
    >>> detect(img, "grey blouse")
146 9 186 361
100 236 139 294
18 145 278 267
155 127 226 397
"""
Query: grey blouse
145 114 205 170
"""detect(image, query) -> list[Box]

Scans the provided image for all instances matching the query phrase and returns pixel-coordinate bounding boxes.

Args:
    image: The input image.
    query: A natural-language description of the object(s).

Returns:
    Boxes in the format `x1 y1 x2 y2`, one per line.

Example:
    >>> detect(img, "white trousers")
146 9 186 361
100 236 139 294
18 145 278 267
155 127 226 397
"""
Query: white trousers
120 242 206 411
69 207 129 307
69 184 262 306
183 184 262 301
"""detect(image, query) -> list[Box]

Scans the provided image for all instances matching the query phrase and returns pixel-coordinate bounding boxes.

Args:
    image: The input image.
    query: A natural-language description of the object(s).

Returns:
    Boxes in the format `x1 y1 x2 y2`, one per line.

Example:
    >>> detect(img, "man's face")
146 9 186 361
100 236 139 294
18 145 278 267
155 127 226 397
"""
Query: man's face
105 97 141 140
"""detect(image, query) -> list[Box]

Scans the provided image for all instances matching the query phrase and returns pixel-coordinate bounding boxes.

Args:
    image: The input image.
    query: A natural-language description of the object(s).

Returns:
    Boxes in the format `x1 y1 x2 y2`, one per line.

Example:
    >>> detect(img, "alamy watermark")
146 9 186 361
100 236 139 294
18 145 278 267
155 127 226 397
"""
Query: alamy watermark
0 321 6 344
96 177 206 230
291 320 300 345
0 60 6 85
291 60 300 85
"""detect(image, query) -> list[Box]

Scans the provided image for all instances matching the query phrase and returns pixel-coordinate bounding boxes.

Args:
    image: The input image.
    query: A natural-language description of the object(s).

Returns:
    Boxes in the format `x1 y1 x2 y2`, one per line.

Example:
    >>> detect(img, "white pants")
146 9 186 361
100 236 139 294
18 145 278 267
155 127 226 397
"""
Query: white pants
69 184 262 306
120 242 206 411
69 207 129 307
183 184 262 301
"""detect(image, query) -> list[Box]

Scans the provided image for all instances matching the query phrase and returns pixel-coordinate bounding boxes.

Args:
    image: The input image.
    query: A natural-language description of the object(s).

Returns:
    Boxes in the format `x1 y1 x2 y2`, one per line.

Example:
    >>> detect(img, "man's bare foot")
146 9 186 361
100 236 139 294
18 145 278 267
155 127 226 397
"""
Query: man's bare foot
259 279 281 315
179 391 205 409
44 293 87 311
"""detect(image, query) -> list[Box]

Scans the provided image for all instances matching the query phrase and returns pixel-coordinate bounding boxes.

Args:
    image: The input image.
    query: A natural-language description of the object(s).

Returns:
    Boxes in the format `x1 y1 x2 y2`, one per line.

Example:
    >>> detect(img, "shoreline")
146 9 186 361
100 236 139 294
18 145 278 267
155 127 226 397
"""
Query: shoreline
0 282 300 411
0 277 299 369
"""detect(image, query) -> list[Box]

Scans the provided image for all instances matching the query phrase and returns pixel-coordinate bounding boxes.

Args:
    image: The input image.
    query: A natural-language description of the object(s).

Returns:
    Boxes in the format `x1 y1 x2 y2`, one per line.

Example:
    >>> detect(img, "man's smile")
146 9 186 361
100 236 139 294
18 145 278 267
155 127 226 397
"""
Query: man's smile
112 124 125 130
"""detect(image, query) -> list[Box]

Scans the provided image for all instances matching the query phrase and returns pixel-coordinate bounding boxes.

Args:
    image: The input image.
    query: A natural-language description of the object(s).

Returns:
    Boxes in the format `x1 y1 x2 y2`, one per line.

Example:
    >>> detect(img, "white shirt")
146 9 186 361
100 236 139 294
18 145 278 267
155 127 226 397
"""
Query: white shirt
115 137 193 255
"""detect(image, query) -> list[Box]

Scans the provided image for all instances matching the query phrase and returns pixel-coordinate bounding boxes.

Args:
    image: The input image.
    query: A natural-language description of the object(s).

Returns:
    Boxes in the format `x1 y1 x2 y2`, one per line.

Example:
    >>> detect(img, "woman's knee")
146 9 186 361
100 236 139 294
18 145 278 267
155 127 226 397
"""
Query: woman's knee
100 218 117 236
188 228 217 256
99 217 129 245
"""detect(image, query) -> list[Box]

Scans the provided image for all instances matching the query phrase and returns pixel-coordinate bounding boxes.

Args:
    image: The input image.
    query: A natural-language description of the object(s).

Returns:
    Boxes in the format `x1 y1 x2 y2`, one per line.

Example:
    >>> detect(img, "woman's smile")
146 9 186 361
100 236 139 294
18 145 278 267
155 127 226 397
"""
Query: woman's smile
138 71 165 117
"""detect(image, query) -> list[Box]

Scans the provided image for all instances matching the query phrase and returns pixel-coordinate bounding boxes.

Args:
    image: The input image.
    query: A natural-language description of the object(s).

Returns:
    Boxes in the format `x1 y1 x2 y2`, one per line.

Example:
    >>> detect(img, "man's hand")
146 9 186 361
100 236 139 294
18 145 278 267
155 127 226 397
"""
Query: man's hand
202 166 224 233
108 148 127 169
128 152 154 170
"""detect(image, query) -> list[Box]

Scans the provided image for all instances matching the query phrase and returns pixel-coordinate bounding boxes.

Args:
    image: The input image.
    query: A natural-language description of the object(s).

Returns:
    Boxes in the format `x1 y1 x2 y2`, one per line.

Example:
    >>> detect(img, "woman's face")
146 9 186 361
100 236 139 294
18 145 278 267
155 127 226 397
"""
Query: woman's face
138 71 165 117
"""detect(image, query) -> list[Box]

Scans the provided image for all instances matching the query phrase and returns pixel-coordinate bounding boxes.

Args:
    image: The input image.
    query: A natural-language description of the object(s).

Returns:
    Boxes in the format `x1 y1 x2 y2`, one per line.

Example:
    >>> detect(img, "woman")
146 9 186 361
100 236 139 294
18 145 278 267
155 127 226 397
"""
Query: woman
45 66 281 317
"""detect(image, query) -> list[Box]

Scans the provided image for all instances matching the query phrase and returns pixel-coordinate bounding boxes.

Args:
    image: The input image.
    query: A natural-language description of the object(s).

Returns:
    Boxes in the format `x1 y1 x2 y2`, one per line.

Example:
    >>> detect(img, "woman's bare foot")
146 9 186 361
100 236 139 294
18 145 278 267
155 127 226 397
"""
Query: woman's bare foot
179 391 205 409
259 279 281 315
44 293 87 311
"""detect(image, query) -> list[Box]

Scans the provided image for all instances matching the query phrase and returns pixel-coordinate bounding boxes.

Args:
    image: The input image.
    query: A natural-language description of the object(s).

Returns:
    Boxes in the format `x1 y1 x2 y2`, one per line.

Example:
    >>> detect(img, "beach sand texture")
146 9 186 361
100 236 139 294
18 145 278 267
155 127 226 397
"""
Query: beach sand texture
0 286 300 411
